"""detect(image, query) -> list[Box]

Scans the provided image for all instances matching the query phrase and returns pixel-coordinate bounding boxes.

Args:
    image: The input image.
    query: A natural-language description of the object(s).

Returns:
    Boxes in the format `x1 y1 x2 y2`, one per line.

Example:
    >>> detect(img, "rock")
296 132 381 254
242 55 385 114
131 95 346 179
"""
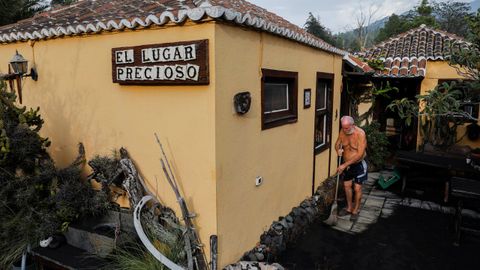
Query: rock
255 252 265 261
270 263 285 270
285 215 293 223
278 219 289 229
224 262 285 270
247 252 257 261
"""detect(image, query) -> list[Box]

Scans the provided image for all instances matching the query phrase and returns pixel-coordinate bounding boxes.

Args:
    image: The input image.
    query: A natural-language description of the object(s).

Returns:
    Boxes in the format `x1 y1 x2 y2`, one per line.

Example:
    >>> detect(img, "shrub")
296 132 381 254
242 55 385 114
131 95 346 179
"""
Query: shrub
0 82 109 268
362 122 390 170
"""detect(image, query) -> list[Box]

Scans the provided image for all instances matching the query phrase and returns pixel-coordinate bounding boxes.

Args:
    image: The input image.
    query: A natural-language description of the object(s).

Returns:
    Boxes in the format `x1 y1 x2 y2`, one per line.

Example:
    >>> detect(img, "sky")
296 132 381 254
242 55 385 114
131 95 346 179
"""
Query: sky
247 0 473 33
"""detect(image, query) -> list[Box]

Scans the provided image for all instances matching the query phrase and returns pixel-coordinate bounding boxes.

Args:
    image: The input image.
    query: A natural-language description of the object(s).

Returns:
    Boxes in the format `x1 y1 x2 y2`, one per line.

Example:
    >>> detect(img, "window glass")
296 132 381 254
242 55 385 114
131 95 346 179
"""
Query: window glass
462 103 480 119
264 83 289 113
261 69 298 130
316 82 327 110
315 114 326 148
314 76 333 154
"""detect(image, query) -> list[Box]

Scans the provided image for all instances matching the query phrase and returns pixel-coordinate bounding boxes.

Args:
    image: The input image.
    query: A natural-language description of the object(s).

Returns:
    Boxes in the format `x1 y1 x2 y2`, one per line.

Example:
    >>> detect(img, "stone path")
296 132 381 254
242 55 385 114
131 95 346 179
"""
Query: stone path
331 171 480 234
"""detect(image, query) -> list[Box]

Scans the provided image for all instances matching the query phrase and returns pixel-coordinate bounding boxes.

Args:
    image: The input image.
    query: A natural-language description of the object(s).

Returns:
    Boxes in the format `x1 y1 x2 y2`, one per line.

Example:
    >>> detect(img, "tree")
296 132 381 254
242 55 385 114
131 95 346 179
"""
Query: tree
449 9 480 111
353 3 381 50
433 1 472 37
450 9 480 80
304 12 337 46
375 0 438 43
0 0 48 26
375 14 410 43
409 0 438 28
0 82 109 267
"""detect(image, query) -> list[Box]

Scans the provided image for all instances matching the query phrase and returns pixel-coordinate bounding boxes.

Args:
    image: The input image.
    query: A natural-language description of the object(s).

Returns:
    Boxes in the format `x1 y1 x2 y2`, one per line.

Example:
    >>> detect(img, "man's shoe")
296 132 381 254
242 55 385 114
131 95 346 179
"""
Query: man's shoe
350 212 359 222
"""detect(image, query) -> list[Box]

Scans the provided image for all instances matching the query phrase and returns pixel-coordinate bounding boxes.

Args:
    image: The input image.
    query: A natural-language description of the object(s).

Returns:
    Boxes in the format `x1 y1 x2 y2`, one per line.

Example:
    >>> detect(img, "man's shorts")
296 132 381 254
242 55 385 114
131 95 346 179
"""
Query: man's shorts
340 159 368 184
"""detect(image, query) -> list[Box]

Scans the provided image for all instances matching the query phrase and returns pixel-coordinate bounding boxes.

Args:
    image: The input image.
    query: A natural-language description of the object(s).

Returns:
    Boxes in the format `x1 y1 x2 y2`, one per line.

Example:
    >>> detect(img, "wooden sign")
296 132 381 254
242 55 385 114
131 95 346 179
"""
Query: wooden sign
112 39 209 85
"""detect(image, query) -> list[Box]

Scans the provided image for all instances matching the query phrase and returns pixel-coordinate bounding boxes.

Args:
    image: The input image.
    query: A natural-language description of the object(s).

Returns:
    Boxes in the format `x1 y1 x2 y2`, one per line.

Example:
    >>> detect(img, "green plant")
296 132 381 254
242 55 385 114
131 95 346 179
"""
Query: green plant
387 98 418 127
103 242 169 270
0 82 110 268
361 122 390 169
366 58 385 71
348 81 398 125
102 219 187 270
450 9 480 81
387 82 473 150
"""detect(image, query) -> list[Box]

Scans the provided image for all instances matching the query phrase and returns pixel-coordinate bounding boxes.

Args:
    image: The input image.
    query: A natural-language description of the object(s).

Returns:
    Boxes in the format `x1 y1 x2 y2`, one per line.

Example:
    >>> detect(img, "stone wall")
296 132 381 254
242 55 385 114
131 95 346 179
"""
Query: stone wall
224 177 337 269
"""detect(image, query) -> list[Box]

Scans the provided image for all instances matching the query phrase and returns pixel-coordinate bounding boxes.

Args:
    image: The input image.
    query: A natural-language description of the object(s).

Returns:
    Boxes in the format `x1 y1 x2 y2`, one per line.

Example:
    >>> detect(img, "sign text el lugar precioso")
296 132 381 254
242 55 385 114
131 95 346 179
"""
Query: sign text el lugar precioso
112 40 209 85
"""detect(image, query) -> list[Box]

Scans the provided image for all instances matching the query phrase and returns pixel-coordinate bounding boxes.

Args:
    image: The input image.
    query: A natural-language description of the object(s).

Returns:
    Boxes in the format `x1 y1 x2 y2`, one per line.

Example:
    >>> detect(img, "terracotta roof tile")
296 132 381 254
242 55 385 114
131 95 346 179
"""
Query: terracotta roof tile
0 0 345 55
343 55 375 73
361 25 471 78
418 58 427 69
409 66 418 76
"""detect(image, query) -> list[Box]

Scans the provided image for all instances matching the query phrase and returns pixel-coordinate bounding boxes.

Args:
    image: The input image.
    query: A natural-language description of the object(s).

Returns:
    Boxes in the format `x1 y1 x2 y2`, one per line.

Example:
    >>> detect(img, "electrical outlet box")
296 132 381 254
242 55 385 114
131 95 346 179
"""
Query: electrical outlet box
255 176 263 187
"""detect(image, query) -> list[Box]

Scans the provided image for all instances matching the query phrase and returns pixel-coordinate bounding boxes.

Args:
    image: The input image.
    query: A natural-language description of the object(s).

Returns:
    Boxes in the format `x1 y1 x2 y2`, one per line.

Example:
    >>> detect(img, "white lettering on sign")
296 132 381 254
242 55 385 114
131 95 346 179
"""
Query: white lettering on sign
115 49 134 64
141 44 197 63
117 64 200 81
112 40 208 85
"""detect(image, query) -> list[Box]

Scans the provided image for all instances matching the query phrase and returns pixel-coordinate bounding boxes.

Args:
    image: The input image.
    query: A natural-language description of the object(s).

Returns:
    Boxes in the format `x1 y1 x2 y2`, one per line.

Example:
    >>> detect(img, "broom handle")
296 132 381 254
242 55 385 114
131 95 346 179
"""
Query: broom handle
334 146 343 202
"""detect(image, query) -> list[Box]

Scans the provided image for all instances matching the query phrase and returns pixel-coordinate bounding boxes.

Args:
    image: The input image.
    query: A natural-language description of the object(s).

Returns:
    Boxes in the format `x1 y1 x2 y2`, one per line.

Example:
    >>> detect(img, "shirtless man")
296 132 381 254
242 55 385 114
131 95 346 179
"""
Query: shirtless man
335 116 368 221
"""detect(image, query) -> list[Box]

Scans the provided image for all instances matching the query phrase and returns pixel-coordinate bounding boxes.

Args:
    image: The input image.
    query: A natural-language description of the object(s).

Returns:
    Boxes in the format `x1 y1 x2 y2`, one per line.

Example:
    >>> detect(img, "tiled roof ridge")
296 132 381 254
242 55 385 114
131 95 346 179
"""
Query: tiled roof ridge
0 0 346 56
356 24 473 78
373 24 470 50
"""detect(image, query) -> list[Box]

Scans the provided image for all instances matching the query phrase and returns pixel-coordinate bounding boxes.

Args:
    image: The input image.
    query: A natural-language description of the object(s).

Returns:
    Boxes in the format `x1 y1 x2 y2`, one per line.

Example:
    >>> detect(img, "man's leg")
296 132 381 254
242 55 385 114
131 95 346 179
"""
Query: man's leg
352 182 362 214
344 180 354 212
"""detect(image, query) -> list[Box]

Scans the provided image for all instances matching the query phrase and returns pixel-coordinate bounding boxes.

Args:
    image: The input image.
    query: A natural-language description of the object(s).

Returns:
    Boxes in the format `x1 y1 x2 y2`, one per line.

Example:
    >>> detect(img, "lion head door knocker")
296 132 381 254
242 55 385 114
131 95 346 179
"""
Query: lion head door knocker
234 92 252 115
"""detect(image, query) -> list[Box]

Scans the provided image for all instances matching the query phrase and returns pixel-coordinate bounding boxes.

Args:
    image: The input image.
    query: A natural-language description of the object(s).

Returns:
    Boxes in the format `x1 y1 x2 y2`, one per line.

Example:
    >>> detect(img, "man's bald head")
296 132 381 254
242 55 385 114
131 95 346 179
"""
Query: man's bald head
341 116 355 135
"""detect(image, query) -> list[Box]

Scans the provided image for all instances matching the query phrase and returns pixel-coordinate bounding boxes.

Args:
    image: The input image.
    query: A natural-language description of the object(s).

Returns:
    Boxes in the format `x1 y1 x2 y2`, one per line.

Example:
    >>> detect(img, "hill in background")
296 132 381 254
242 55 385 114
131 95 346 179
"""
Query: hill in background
334 0 478 51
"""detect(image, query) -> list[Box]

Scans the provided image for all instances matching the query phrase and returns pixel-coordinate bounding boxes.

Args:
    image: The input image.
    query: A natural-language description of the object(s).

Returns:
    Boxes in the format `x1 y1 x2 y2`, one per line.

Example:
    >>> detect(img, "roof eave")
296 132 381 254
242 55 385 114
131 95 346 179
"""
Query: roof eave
0 5 346 56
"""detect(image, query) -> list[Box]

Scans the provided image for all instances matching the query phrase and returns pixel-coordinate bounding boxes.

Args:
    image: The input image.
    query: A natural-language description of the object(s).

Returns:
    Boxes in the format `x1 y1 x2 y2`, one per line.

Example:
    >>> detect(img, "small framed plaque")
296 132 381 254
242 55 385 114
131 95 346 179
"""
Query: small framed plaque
304 88 311 109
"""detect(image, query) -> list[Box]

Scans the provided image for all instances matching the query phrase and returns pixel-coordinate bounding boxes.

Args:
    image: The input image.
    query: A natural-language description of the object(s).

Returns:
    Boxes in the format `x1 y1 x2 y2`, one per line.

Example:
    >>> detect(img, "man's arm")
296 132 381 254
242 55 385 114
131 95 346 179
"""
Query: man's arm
342 131 367 167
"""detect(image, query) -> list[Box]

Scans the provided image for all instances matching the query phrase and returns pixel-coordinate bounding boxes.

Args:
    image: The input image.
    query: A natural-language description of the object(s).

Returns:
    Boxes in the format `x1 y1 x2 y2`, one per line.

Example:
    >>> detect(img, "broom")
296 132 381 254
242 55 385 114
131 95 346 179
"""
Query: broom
324 153 343 226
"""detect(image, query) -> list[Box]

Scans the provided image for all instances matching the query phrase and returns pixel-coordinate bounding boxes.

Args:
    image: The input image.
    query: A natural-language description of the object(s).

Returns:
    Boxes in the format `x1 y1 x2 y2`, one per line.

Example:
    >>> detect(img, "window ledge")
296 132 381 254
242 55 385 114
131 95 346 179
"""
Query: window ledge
315 144 330 155
262 115 298 130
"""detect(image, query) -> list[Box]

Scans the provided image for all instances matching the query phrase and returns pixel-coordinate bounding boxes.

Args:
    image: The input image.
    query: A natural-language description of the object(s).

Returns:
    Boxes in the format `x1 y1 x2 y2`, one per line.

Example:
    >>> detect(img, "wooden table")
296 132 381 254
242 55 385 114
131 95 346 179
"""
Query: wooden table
395 150 480 202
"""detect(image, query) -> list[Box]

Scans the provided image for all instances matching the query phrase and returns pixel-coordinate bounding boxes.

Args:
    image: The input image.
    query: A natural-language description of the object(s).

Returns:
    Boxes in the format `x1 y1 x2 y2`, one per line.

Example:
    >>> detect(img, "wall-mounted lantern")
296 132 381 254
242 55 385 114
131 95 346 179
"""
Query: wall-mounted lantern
1 50 38 104
10 50 38 80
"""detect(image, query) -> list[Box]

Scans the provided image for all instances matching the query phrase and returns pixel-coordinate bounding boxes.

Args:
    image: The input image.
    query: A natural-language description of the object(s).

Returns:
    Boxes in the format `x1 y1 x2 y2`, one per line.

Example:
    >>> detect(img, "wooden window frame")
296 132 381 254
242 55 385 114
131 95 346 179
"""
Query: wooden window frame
261 69 298 130
315 72 334 154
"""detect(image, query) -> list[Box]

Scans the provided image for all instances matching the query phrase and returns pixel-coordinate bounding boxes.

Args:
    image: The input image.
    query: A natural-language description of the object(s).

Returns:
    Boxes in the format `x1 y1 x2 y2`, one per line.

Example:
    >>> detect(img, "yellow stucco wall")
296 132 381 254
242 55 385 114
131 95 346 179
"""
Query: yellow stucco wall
420 61 480 149
214 23 342 266
0 22 218 256
0 20 343 268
